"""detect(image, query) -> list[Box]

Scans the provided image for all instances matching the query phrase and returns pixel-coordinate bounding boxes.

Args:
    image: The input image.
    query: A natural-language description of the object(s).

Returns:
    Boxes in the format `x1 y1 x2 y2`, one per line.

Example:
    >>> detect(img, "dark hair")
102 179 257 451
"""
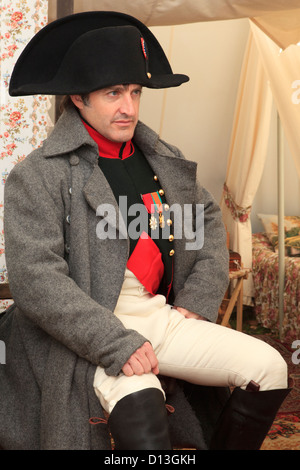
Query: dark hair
59 94 90 113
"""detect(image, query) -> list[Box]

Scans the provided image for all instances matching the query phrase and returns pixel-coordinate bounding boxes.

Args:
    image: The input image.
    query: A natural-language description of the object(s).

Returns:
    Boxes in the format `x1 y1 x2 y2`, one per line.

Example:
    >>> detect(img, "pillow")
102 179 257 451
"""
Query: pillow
257 213 300 256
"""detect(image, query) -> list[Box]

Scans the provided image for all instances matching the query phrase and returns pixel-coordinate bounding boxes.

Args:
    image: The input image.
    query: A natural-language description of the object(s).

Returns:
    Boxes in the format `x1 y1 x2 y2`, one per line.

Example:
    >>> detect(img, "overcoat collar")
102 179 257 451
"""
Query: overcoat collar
42 106 99 162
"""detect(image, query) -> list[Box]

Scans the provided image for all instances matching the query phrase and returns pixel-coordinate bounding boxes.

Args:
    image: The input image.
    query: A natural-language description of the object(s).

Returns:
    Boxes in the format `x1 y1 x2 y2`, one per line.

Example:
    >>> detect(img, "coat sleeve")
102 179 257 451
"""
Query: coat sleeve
3 156 147 376
173 181 229 323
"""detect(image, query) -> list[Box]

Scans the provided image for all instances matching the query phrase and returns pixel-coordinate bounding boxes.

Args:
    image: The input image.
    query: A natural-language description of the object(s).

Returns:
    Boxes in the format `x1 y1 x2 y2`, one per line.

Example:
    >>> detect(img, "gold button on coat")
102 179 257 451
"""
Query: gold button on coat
169 249 175 256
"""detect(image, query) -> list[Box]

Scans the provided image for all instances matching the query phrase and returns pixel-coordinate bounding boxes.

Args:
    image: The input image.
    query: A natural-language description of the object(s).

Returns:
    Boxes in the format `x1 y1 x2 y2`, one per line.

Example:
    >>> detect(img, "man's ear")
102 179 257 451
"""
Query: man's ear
70 95 84 109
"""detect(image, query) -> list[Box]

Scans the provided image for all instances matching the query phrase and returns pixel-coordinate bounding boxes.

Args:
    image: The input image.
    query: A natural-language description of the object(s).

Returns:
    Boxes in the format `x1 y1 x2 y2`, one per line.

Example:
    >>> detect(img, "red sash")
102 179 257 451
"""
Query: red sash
127 232 164 295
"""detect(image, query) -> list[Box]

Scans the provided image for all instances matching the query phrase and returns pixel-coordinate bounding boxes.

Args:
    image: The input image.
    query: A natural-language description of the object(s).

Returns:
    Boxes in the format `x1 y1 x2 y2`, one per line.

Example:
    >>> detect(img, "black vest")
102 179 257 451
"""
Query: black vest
98 143 174 300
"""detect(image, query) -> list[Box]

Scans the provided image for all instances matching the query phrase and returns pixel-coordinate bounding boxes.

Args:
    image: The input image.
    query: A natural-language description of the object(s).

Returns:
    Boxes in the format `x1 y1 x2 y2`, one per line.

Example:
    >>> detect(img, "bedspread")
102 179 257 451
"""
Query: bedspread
252 232 300 343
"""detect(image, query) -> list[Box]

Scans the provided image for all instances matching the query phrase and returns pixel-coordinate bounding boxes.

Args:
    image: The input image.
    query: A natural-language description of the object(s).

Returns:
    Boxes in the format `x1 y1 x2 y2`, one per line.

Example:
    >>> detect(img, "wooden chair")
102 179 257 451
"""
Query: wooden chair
218 267 250 331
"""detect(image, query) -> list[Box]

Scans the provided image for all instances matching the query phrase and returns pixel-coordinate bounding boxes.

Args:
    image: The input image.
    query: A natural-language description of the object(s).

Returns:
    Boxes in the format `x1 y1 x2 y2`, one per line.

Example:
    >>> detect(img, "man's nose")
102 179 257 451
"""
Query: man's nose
119 94 136 116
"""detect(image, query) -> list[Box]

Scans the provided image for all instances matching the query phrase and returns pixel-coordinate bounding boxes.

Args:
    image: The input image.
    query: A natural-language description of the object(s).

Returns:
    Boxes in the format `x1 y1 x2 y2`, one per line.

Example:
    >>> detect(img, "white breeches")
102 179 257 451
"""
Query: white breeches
94 269 288 414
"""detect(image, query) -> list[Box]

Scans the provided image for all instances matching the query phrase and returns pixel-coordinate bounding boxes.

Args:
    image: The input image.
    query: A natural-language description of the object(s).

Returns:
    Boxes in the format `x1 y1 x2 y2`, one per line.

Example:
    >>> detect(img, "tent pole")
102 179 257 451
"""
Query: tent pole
159 26 174 137
277 112 285 339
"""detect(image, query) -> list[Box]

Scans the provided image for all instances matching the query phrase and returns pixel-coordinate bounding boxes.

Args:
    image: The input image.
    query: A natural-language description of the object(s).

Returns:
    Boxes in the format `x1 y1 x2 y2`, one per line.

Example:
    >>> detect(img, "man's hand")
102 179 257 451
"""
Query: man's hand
122 341 159 377
174 306 207 321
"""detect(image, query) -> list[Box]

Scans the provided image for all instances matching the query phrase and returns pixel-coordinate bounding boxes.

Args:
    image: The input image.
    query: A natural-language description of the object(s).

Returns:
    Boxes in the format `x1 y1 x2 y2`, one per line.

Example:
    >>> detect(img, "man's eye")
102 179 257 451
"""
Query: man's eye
108 90 119 96
133 89 142 96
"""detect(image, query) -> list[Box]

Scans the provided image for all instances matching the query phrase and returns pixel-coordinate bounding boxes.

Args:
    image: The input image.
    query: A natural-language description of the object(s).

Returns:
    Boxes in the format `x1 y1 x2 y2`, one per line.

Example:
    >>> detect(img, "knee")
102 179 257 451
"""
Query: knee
256 346 288 391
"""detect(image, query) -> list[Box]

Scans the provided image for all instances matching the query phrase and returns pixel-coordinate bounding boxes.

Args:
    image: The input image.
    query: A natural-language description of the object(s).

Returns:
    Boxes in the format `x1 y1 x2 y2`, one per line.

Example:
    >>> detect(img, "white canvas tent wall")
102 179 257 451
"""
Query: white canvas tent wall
51 0 300 335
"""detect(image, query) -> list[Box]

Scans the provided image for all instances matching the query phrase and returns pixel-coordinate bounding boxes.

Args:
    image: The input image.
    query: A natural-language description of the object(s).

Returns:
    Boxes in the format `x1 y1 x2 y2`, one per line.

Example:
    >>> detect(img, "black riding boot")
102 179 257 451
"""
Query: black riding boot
108 388 172 450
209 386 291 450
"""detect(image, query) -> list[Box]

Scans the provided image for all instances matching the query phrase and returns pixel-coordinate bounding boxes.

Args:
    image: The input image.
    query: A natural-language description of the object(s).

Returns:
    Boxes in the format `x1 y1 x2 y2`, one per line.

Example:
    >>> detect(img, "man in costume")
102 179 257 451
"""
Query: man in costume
0 11 290 450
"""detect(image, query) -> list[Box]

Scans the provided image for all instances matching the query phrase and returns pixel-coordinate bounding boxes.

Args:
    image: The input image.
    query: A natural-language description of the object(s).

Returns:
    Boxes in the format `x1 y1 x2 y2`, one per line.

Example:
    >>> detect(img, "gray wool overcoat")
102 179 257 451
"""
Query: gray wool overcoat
0 106 229 450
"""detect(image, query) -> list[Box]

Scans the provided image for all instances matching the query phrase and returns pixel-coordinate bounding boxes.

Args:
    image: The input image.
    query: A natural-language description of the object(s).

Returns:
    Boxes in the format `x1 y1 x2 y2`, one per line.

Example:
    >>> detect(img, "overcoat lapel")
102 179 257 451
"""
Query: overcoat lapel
144 151 197 209
134 121 198 209
82 165 128 240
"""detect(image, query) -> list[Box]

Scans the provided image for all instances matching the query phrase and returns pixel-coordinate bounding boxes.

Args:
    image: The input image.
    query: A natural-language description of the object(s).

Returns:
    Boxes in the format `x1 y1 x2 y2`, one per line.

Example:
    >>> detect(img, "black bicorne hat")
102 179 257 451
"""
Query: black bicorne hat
9 11 189 96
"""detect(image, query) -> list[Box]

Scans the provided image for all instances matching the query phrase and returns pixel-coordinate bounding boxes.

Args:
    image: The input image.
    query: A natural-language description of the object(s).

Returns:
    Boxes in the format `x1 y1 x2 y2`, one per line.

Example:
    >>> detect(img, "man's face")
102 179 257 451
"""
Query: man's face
71 84 142 142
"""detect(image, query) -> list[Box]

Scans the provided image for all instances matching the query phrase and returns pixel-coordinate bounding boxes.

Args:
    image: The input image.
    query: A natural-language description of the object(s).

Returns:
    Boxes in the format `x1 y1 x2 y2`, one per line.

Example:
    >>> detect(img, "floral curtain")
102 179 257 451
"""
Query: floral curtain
0 0 49 307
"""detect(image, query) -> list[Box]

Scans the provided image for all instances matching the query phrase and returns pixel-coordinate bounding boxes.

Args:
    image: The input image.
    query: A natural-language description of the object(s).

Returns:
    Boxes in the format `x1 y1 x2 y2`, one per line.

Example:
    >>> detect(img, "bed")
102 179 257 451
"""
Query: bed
252 231 300 343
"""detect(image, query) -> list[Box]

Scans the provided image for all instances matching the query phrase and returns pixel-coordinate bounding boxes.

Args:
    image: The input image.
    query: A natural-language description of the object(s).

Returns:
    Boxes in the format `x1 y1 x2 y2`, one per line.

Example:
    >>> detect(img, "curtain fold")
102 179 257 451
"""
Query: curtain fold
250 21 300 180
220 28 273 305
